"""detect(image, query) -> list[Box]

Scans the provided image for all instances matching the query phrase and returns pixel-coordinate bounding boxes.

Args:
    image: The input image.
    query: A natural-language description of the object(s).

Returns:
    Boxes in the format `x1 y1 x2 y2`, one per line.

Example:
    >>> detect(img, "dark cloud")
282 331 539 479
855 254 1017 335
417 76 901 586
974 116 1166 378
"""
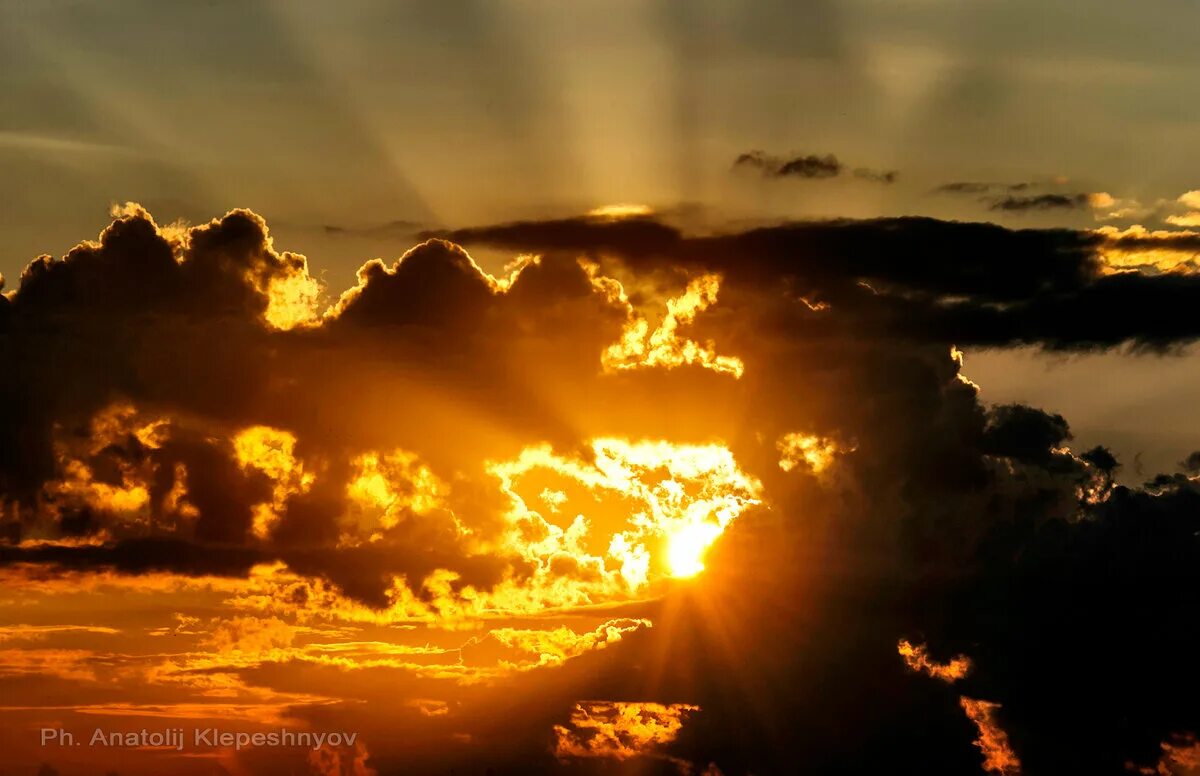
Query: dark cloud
936 181 1036 194
0 206 625 605
734 150 894 183
935 181 1105 214
1104 228 1200 253
853 166 898 184
775 153 841 178
429 213 1200 351
0 538 267 578
427 215 1096 298
4 205 1200 774
989 193 1092 212
734 149 839 178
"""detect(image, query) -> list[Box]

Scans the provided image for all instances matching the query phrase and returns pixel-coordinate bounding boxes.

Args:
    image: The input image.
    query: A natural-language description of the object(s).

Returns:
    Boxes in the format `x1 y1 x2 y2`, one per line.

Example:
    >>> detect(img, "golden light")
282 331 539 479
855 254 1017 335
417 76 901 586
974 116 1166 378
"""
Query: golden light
587 203 654 220
666 520 722 578
486 437 761 606
263 268 323 330
777 431 852 474
233 425 314 539
1093 224 1200 274
595 270 745 378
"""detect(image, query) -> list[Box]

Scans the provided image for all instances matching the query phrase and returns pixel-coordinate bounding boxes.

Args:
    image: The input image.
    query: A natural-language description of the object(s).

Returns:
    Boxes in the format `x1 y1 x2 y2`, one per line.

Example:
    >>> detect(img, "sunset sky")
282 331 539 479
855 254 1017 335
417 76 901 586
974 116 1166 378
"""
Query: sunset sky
2 2 1200 775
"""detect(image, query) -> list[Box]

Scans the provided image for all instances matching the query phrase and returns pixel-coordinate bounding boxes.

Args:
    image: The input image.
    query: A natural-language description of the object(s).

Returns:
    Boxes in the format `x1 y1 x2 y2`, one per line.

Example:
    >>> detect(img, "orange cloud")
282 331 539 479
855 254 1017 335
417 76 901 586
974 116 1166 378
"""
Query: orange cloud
777 432 854 475
1094 225 1200 273
0 624 120 643
1142 734 1200 775
487 438 761 607
204 616 296 656
897 639 972 682
589 264 744 378
234 426 314 540
0 648 103 682
960 697 1021 775
553 701 699 763
464 618 651 669
341 449 451 546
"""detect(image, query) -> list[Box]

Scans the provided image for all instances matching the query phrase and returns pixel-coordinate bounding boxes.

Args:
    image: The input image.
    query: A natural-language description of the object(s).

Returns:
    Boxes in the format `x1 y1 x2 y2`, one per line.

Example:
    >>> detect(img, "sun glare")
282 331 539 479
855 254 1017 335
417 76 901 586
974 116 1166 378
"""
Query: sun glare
667 521 723 578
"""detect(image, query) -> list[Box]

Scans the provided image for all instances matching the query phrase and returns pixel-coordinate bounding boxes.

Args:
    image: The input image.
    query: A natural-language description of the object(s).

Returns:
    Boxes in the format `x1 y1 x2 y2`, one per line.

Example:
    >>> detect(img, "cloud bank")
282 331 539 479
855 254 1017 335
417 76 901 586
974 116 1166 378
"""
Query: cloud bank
2 206 1199 774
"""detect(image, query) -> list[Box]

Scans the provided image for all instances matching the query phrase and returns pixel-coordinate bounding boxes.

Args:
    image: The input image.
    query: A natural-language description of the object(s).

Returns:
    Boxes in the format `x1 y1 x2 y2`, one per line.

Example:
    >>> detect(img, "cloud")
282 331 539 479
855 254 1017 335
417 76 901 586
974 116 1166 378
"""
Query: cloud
853 167 899 184
777 432 854 475
733 150 896 183
898 640 972 682
734 150 841 179
430 213 1200 350
3 205 1200 774
988 193 1094 212
936 181 1037 194
960 698 1022 775
553 701 699 763
1165 190 1200 228
937 181 1128 219
594 268 745 378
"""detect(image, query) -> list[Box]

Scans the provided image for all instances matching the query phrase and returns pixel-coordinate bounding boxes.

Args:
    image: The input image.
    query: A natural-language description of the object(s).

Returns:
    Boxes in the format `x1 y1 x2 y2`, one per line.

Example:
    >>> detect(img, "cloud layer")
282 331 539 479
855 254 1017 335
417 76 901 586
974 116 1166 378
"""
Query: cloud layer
2 206 1200 774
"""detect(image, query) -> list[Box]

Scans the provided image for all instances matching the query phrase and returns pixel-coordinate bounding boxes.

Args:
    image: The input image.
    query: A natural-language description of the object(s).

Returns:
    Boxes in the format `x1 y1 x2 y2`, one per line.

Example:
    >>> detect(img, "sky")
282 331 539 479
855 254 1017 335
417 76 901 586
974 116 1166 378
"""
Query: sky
6 0 1200 478
2 2 1200 775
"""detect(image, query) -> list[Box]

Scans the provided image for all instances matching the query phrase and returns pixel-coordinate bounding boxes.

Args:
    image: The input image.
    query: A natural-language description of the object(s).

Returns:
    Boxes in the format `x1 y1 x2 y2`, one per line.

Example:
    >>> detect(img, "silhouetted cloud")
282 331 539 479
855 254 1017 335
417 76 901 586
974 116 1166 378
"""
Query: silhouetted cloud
3 205 1200 775
936 181 1036 194
430 213 1200 350
989 193 1092 212
734 150 896 183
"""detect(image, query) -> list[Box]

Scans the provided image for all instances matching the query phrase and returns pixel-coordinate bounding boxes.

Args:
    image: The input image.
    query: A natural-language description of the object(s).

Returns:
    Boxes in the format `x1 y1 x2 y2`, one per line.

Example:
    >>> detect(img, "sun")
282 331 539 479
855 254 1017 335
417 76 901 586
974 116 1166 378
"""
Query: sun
667 521 723 578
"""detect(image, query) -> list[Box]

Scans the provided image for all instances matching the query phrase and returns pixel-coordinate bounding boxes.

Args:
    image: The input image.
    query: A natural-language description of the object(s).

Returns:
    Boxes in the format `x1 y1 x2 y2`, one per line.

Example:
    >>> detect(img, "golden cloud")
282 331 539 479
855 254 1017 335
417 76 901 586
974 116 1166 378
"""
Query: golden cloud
588 264 744 378
553 701 699 763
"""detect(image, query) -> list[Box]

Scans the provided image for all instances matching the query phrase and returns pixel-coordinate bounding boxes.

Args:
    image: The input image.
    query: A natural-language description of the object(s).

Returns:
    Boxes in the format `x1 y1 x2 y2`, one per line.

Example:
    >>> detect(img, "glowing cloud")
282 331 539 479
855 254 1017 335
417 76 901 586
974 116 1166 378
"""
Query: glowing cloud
1144 734 1200 775
554 701 699 763
777 432 853 475
898 641 1016 773
897 639 972 682
960 698 1022 775
234 426 314 539
42 402 178 529
1094 225 1200 273
263 262 323 331
592 268 745 378
488 438 761 604
467 618 651 669
341 449 450 545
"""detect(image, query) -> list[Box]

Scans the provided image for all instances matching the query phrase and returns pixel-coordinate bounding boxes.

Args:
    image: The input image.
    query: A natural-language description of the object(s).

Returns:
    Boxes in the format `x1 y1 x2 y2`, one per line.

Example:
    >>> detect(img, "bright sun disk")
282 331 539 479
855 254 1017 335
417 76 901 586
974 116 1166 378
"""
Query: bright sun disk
667 522 722 578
